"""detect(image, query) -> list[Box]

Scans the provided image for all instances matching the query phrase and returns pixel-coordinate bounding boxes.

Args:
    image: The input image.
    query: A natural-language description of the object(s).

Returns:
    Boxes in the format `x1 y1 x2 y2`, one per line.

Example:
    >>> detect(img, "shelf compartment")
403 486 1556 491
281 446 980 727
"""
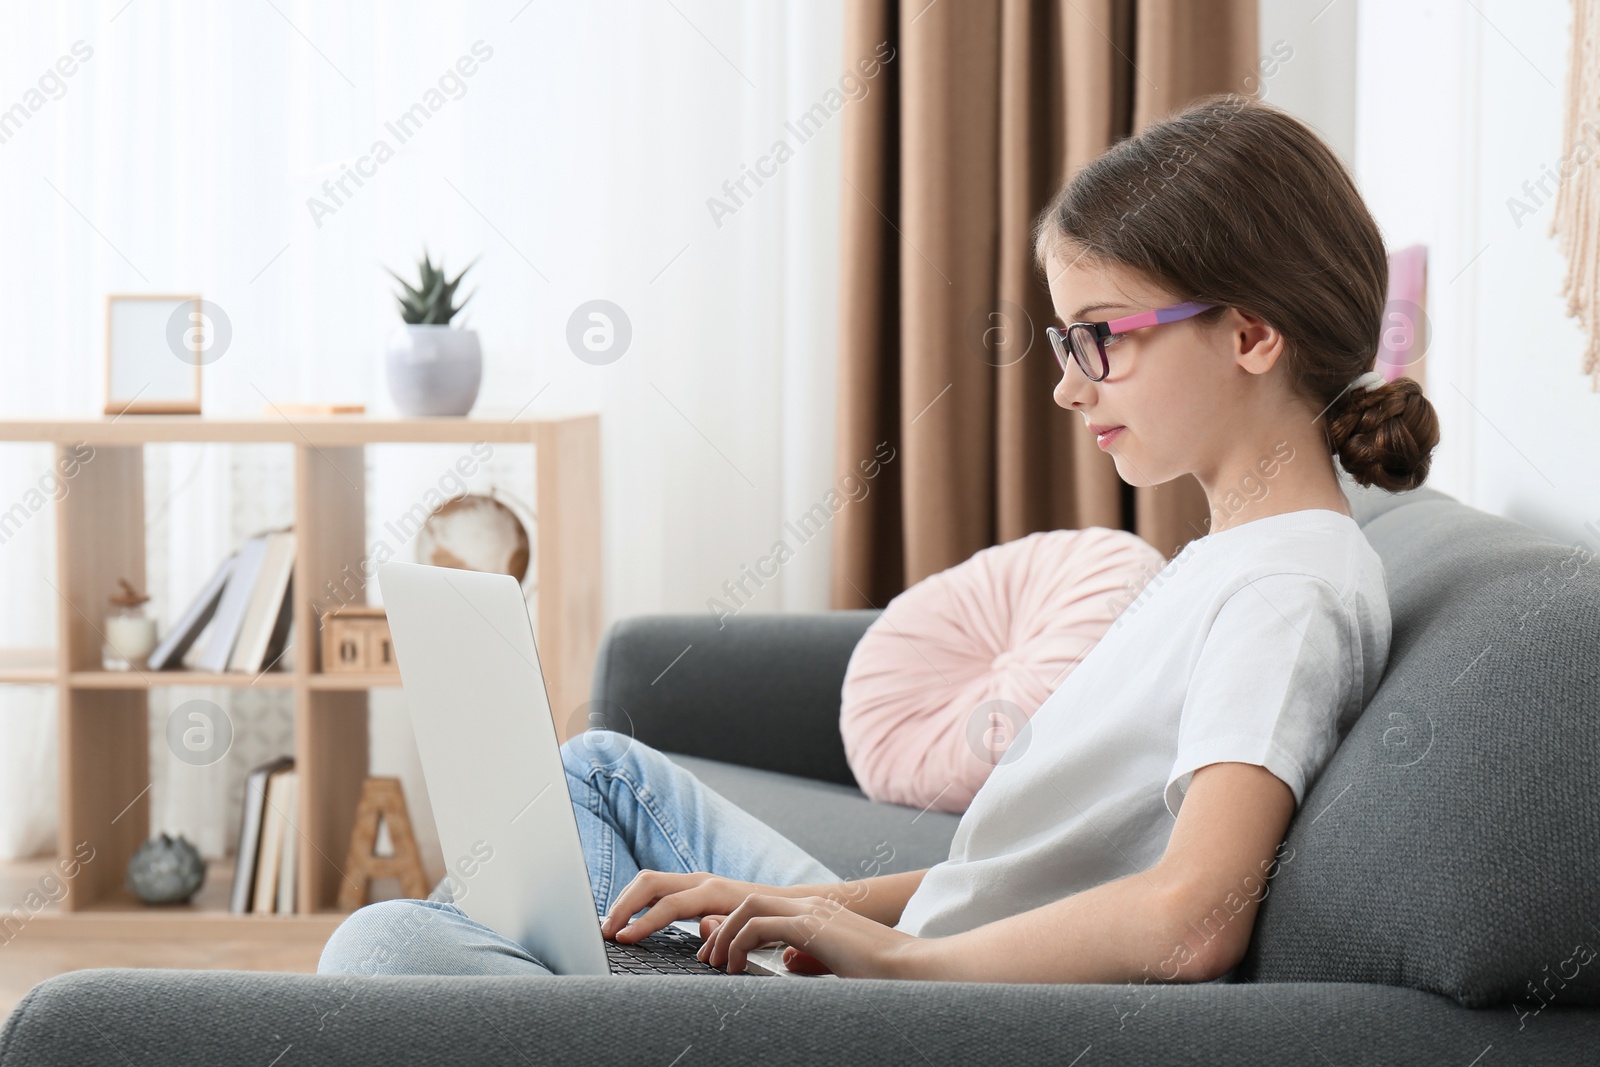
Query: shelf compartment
57 690 149 911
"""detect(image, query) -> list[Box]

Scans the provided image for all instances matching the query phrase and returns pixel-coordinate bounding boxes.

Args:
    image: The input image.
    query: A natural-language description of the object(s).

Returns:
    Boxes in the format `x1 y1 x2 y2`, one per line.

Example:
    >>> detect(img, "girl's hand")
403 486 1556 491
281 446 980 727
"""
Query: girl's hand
600 870 807 943
700 915 833 974
695 891 922 978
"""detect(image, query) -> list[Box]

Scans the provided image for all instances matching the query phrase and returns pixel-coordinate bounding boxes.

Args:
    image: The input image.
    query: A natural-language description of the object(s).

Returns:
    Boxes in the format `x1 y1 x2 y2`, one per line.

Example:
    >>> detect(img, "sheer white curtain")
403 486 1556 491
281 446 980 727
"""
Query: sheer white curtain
0 0 843 861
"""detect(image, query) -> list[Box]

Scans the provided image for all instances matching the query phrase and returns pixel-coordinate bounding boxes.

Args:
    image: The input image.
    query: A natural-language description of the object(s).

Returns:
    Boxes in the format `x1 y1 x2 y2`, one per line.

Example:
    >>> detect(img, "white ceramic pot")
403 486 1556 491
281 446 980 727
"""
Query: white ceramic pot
385 324 482 416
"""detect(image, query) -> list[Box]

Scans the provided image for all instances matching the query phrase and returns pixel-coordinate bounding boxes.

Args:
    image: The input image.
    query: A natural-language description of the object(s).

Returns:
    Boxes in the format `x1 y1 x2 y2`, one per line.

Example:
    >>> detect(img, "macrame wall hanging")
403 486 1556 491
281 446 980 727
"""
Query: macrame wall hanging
1552 0 1600 391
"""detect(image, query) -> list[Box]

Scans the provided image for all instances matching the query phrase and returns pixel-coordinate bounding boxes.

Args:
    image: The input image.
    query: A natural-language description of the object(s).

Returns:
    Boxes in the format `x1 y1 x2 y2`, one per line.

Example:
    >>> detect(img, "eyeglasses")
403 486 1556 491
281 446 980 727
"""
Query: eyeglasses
1047 300 1217 382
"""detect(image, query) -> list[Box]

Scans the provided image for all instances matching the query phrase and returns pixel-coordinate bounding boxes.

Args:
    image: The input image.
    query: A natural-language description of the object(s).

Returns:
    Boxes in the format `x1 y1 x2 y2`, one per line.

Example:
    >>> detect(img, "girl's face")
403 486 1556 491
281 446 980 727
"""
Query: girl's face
1045 250 1270 490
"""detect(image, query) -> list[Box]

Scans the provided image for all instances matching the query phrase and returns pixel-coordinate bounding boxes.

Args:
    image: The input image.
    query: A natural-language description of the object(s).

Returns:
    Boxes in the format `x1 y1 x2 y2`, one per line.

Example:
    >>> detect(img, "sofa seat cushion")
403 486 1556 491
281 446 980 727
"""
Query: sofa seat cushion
661 752 959 880
1238 484 1600 1009
838 527 1165 814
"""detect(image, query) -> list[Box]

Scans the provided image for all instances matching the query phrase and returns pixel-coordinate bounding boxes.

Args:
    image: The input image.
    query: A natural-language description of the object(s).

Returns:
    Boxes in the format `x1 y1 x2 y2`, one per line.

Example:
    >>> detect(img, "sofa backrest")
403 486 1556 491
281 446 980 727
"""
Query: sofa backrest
1236 481 1600 1010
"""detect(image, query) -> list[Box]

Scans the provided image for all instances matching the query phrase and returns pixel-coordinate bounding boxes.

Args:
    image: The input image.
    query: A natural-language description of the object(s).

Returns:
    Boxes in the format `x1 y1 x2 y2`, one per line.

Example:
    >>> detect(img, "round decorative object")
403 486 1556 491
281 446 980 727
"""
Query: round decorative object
416 493 531 583
839 528 1168 815
126 832 206 905
384 324 482 416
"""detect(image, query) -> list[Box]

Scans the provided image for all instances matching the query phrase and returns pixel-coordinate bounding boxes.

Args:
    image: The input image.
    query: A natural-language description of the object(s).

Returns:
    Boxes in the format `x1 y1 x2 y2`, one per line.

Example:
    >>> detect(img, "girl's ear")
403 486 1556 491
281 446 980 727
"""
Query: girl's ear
1228 307 1286 376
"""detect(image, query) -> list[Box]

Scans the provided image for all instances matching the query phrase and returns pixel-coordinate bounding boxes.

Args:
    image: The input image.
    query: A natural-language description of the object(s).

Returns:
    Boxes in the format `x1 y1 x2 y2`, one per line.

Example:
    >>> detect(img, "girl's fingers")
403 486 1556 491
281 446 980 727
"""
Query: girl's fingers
781 945 834 975
698 894 808 970
612 874 739 942
603 870 686 936
615 888 705 942
724 915 793 975
601 872 651 936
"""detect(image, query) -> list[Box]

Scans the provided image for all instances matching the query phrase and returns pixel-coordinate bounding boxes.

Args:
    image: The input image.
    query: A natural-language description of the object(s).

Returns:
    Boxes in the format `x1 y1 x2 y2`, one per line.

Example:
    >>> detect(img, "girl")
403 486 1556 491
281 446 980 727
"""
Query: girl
319 93 1439 982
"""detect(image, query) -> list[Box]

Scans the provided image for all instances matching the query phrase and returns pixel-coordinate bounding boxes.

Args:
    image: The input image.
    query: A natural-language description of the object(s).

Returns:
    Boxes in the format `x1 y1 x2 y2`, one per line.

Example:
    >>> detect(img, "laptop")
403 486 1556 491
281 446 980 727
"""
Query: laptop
377 561 828 978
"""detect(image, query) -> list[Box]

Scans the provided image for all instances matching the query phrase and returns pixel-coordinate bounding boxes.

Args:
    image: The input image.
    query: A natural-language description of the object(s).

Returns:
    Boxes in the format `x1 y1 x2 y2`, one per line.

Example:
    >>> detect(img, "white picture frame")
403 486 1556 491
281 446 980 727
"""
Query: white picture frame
104 293 204 415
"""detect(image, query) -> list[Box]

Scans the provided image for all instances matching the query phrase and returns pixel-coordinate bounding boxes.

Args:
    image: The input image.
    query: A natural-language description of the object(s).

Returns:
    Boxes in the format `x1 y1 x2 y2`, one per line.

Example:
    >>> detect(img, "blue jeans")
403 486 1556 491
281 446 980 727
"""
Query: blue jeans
316 728 840 978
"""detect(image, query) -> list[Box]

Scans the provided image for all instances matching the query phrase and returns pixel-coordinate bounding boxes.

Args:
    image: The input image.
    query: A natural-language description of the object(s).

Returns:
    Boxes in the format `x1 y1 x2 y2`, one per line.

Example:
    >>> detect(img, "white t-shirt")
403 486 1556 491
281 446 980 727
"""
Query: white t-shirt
892 507 1392 940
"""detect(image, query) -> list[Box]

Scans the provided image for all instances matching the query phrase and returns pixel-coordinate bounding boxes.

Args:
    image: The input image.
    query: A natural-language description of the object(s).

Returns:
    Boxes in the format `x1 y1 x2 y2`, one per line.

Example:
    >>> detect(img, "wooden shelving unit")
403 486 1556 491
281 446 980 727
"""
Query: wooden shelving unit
0 413 601 935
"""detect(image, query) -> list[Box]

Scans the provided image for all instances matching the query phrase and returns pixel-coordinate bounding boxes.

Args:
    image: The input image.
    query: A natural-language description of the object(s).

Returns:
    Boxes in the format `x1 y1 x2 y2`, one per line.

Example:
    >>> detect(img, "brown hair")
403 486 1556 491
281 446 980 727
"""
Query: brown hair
1032 93 1439 493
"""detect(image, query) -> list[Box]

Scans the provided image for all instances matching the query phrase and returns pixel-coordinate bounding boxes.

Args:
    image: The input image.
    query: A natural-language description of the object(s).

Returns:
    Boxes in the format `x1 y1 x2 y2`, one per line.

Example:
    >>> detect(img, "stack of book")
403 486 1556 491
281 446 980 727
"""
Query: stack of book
146 528 296 673
230 756 299 914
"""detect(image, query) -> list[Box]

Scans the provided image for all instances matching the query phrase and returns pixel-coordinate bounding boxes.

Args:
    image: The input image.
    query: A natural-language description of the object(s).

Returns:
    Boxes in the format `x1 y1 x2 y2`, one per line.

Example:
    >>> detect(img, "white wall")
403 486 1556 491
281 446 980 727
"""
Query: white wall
1267 0 1600 548
1258 0 1357 167
0 1 849 863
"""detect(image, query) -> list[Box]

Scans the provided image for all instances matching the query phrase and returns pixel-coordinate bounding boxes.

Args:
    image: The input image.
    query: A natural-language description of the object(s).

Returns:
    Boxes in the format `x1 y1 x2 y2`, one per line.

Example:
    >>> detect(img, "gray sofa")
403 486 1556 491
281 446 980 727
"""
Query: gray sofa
5 479 1599 1065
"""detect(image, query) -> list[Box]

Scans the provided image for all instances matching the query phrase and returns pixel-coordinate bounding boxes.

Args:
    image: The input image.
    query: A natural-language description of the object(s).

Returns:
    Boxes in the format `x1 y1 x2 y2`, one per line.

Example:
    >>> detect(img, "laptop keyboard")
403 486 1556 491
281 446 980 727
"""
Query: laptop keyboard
604 921 757 977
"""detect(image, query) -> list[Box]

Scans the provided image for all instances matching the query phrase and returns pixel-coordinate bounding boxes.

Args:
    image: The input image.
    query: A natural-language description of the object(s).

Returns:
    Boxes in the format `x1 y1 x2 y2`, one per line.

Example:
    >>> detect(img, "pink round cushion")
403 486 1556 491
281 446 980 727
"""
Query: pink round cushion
839 527 1167 814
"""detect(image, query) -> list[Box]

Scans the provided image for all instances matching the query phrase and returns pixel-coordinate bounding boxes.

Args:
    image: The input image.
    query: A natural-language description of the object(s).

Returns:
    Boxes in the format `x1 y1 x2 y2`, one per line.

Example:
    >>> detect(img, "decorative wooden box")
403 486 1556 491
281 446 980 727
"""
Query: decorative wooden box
320 605 398 673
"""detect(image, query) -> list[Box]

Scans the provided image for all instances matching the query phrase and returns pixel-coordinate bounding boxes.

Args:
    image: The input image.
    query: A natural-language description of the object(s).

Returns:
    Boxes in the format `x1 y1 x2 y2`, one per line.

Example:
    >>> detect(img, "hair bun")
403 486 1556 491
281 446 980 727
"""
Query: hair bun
1327 375 1440 492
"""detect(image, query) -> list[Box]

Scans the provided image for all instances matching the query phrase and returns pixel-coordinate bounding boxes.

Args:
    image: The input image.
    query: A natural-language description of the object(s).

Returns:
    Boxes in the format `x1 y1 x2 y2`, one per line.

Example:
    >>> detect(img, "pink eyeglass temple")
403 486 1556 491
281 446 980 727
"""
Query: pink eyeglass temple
1102 300 1215 332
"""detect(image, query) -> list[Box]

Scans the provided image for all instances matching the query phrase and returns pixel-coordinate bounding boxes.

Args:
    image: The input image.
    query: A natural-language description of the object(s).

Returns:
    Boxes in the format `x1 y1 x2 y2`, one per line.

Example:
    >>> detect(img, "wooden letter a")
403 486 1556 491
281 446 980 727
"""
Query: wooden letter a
338 776 431 909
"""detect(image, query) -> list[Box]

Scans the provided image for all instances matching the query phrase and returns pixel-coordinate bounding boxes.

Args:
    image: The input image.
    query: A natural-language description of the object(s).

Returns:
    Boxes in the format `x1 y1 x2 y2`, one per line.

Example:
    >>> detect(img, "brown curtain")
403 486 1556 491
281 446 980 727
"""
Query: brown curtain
832 0 1260 609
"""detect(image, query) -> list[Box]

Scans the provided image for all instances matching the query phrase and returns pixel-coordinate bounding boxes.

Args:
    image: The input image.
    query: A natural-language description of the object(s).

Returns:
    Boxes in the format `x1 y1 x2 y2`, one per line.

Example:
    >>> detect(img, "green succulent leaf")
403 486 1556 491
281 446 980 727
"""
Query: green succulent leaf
385 250 478 325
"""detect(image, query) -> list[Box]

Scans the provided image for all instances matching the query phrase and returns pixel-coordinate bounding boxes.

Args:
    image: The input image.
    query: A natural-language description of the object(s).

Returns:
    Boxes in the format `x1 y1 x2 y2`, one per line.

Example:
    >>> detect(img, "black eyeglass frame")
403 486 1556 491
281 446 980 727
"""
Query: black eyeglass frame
1046 300 1218 382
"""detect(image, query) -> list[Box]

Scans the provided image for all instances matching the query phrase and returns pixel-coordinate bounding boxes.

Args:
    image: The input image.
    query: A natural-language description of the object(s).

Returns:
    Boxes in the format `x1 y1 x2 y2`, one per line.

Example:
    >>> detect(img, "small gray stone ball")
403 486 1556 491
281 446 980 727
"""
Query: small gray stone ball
126 832 207 904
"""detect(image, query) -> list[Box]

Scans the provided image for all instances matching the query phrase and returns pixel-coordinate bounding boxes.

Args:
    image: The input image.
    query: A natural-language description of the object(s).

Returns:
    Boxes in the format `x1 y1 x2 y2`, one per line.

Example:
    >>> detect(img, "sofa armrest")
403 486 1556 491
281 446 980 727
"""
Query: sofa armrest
6 969 1595 1066
587 611 879 788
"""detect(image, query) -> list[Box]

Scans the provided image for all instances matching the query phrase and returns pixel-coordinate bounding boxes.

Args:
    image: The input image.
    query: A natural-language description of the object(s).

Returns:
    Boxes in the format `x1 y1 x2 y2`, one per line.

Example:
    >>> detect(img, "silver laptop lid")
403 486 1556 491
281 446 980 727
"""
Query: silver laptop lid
377 560 610 976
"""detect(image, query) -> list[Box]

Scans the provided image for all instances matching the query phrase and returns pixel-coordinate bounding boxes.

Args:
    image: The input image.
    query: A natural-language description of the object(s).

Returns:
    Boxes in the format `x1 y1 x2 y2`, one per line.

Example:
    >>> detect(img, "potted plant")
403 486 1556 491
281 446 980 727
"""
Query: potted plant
383 251 481 416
